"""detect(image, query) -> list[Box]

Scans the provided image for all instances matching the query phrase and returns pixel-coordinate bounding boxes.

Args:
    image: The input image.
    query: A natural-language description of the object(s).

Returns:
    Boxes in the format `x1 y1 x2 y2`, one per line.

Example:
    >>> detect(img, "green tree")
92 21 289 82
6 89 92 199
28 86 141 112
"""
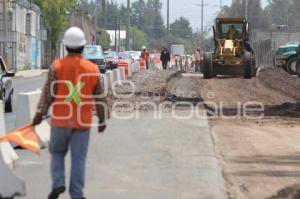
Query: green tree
33 0 73 57
223 0 270 30
131 0 146 29
130 27 148 50
266 0 299 28
170 17 193 39
98 29 111 50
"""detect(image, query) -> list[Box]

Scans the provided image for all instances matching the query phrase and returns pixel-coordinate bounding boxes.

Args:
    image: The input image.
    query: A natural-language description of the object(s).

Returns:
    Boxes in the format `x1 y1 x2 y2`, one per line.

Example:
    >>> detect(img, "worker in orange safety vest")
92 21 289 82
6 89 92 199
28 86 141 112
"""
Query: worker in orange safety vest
32 27 109 199
141 46 150 70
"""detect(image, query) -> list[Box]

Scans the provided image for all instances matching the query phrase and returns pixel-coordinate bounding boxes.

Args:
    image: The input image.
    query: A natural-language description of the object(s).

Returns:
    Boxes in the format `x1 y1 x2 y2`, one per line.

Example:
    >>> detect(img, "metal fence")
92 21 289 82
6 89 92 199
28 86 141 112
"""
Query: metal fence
253 39 273 68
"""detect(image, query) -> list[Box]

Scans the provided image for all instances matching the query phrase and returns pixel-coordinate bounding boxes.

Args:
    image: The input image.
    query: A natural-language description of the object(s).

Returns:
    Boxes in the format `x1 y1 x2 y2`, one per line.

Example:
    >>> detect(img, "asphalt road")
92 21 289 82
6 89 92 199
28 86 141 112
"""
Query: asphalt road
14 112 227 199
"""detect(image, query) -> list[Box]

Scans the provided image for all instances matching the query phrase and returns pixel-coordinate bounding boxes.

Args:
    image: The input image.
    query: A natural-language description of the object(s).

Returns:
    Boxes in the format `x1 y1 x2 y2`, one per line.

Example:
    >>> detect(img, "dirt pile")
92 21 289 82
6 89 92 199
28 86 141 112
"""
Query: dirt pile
110 69 181 111
257 68 300 100
110 68 300 116
267 184 300 199
166 68 300 118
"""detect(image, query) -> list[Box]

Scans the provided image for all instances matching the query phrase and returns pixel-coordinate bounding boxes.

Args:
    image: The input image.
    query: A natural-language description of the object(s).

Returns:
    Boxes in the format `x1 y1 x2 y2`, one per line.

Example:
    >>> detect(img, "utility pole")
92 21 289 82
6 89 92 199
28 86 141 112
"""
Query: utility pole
102 0 106 29
167 0 170 34
126 0 130 50
245 0 248 19
201 0 204 34
115 17 117 51
118 19 121 52
196 0 208 34
220 0 222 13
195 0 208 34
3 0 8 62
94 0 99 44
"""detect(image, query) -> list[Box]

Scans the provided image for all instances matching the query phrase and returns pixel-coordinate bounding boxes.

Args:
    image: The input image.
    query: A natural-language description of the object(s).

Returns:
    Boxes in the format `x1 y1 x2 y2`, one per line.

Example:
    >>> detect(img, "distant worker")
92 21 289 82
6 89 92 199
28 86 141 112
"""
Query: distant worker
227 25 238 40
32 27 109 199
141 46 150 70
195 48 201 72
160 47 171 70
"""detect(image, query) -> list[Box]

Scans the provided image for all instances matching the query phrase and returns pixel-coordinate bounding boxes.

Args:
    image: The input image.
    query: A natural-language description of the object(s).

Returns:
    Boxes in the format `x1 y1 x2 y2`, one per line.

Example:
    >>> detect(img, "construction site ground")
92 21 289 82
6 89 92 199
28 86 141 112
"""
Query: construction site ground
112 68 300 199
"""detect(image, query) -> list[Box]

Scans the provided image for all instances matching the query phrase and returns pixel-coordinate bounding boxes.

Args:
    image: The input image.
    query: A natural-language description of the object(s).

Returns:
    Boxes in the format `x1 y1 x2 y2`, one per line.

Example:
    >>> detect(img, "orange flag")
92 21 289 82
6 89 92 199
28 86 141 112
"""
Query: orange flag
0 124 40 154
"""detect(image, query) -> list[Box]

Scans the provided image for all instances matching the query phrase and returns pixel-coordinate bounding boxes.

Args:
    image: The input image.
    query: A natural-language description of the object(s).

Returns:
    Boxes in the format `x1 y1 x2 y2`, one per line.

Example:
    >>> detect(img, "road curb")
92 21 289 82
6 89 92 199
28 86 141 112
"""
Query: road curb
13 69 48 79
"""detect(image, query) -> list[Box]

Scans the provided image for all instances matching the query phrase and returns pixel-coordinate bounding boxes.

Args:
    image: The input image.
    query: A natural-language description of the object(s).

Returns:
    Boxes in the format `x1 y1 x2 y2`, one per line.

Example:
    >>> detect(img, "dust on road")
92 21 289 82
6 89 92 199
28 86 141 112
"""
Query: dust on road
108 67 300 199
166 68 300 199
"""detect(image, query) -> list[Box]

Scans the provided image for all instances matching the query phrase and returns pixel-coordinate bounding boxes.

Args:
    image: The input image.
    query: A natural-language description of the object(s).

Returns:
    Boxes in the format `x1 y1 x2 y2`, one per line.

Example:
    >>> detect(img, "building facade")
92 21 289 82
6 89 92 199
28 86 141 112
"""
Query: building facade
59 13 96 58
0 0 44 70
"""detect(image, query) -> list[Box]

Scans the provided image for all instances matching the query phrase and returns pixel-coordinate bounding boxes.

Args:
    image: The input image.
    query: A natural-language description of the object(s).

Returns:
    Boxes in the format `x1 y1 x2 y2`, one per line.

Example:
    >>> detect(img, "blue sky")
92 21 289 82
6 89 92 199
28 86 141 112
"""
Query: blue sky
113 0 269 30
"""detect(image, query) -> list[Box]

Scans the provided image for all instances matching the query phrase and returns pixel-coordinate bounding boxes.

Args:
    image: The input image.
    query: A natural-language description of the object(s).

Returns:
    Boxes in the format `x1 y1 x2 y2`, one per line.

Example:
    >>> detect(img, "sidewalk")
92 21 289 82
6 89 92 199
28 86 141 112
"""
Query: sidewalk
14 69 48 79
13 112 227 199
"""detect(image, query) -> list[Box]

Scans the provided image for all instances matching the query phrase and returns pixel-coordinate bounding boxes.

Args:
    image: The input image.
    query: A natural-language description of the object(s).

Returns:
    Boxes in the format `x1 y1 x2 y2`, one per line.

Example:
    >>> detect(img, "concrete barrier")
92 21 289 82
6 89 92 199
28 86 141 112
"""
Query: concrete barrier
119 67 126 81
100 74 108 94
130 63 136 74
156 63 163 70
134 62 139 73
105 70 114 90
16 91 50 144
113 69 122 85
127 64 133 76
136 62 141 72
0 150 26 198
0 100 26 198
0 101 19 165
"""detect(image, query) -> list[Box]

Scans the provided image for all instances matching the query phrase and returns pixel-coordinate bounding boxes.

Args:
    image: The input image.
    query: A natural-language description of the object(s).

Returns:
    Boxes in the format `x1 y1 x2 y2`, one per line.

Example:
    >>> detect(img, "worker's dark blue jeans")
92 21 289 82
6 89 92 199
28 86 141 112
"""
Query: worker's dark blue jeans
49 126 90 199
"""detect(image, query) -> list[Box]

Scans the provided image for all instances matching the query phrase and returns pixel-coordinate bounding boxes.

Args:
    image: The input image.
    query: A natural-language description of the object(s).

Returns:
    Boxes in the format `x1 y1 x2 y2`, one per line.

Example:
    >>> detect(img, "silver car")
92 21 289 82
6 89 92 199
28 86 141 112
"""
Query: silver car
0 56 15 112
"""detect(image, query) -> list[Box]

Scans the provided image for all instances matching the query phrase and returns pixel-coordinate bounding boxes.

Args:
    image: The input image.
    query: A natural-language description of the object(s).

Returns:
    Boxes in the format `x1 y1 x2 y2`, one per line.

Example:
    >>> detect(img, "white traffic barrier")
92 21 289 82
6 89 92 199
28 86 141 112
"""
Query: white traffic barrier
134 62 139 73
156 63 163 70
113 69 122 85
16 91 50 144
136 62 141 72
0 100 26 198
119 67 126 81
130 63 136 74
105 70 114 90
0 150 26 198
100 74 109 93
0 101 18 165
127 64 133 76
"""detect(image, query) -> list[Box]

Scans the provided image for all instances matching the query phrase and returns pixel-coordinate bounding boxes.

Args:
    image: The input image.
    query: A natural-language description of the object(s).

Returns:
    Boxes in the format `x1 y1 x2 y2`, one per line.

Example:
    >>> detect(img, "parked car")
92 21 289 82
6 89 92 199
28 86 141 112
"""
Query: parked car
125 51 140 61
276 42 298 75
104 51 119 70
83 45 107 73
0 56 15 112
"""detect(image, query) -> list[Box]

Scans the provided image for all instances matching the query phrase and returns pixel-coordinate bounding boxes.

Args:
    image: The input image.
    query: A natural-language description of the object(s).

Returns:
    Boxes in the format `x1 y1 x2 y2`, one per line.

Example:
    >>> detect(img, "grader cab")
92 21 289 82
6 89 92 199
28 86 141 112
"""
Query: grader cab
203 17 256 79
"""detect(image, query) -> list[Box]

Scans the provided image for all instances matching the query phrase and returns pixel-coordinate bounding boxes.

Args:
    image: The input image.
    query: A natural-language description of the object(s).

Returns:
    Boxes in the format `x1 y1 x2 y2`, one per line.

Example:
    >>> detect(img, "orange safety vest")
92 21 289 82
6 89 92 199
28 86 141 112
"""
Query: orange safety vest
51 55 99 129
141 51 149 61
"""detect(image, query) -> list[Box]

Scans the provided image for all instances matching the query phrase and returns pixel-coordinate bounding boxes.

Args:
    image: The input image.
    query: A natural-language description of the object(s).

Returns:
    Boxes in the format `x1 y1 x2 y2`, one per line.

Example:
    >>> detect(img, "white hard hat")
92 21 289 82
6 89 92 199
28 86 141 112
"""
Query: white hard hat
63 26 87 48
142 46 146 49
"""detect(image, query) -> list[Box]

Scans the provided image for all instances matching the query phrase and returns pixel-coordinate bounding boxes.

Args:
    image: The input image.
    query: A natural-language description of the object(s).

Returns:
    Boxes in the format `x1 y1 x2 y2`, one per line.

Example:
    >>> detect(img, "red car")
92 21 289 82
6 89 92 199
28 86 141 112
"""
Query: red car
104 51 119 70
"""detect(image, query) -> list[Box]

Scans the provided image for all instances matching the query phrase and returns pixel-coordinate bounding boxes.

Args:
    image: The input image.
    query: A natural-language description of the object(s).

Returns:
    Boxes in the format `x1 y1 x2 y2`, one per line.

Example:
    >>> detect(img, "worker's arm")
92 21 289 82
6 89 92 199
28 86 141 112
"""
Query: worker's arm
94 76 110 133
32 66 56 126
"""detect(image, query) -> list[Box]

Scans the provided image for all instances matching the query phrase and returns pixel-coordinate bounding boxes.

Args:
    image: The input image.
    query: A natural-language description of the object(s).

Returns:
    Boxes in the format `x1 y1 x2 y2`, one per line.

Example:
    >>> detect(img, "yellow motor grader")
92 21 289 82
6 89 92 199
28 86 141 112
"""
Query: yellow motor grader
202 17 256 79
